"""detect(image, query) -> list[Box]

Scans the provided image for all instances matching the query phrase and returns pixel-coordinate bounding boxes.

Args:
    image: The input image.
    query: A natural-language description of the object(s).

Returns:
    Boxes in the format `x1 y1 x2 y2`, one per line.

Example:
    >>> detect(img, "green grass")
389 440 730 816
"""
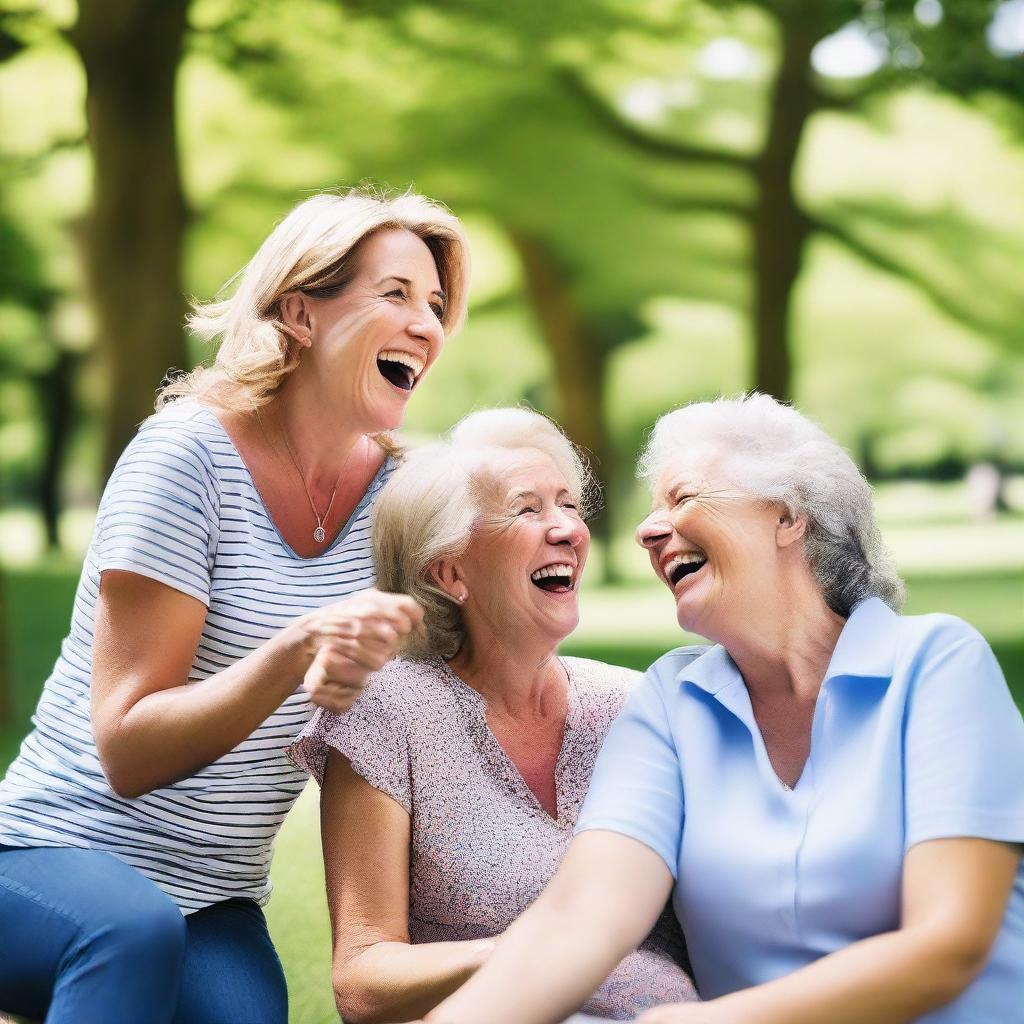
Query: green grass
1 553 1022 1024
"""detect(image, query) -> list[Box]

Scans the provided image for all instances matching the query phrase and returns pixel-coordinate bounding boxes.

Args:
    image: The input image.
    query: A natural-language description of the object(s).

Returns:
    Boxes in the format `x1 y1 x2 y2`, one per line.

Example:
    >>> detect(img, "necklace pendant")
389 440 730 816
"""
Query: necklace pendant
313 526 326 544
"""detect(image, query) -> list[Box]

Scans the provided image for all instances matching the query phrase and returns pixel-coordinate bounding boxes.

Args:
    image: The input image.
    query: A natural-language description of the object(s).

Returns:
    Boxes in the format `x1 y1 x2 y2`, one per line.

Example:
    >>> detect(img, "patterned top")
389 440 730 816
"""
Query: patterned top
0 400 393 913
290 655 699 1019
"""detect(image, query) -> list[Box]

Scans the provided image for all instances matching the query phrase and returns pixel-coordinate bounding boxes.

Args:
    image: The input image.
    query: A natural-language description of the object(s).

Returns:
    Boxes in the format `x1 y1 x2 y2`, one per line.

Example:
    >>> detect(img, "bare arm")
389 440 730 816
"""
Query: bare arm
426 830 673 1024
91 572 421 798
637 837 1022 1024
321 749 494 1024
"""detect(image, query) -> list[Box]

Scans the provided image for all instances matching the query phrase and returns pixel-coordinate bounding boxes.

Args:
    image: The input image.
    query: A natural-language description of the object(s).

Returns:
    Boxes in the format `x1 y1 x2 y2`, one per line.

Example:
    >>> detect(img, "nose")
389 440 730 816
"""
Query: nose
635 510 672 550
547 506 587 547
406 305 444 351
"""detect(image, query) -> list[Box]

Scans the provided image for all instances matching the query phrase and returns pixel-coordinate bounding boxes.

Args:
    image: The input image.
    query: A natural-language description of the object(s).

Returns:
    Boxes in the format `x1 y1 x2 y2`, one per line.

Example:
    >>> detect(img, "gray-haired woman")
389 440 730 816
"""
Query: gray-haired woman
289 407 698 1023
427 394 1024 1024
0 187 469 1024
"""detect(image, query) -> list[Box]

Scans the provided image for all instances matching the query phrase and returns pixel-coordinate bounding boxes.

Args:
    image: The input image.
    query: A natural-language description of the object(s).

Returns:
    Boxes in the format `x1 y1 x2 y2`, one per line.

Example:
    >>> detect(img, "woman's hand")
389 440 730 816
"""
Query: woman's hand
288 589 424 713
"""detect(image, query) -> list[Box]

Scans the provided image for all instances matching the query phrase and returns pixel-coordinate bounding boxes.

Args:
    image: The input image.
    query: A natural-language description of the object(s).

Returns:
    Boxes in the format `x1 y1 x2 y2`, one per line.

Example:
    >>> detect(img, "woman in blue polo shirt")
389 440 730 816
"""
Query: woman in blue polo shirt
427 394 1024 1024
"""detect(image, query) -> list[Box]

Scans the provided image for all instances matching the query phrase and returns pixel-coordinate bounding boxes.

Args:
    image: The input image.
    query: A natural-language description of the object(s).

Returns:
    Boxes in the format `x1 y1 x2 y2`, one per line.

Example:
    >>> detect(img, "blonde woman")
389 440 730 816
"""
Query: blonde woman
289 409 698 1023
0 188 470 1024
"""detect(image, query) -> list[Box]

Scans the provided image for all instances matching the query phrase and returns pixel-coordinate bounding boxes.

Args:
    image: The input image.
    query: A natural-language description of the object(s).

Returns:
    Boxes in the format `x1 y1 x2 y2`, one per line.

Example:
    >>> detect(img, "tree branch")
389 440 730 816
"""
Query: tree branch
645 188 754 220
555 65 756 172
808 214 998 336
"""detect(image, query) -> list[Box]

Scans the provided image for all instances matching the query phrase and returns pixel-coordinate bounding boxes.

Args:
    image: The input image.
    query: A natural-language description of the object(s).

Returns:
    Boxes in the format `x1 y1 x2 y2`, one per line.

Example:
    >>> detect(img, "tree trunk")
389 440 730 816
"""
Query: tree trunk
508 231 619 582
38 350 78 549
751 18 819 401
0 571 9 727
70 0 190 482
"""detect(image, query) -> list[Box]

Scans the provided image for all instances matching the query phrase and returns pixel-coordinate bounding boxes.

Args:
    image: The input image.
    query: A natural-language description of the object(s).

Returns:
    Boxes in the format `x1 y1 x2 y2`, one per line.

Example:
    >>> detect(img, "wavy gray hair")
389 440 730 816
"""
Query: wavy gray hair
638 394 904 617
373 407 597 659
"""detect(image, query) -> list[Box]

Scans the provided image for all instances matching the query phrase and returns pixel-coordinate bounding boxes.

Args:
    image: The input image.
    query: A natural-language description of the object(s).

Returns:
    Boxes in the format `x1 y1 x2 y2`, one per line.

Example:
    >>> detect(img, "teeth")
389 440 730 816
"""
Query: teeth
378 349 426 378
665 551 707 577
530 563 575 582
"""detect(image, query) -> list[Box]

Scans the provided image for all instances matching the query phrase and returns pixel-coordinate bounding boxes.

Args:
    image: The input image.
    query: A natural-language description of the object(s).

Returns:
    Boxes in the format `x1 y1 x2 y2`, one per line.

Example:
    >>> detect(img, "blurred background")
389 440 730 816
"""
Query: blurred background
1 1 1022 1019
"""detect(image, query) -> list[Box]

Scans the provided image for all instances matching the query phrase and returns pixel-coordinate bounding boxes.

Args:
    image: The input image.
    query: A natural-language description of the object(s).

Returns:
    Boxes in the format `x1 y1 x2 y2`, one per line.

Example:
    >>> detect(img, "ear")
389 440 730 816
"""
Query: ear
427 558 468 605
775 506 807 549
278 292 313 347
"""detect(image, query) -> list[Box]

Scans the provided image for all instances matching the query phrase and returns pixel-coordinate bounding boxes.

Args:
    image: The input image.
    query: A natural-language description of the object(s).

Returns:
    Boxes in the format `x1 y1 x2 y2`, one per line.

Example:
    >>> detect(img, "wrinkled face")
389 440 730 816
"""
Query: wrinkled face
303 228 446 432
635 454 782 639
458 449 590 648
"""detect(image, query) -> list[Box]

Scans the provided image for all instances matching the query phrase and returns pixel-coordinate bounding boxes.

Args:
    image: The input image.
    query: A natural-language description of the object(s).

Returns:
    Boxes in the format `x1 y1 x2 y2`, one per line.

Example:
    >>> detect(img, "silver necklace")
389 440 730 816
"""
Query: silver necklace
257 408 351 545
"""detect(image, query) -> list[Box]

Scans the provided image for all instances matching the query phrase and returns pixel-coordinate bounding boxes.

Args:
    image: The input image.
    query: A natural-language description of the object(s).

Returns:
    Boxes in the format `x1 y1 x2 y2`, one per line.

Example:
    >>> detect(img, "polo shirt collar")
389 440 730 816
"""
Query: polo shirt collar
824 596 899 682
675 596 899 697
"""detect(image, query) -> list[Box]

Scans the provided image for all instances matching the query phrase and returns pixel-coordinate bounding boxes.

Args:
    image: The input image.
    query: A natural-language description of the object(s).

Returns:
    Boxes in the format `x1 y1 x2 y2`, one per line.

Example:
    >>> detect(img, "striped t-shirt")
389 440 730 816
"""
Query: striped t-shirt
0 399 393 913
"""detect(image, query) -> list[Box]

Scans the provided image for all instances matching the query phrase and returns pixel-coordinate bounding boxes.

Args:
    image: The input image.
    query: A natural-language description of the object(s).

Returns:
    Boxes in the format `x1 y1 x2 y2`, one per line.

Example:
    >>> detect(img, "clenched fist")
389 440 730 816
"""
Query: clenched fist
288 589 424 713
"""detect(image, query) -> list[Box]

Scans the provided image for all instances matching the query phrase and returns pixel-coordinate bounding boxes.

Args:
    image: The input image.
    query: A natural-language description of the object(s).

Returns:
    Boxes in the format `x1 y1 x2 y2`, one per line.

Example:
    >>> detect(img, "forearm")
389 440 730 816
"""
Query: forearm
336 939 494 1024
427 905 631 1024
429 833 673 1024
709 927 980 1024
99 627 307 797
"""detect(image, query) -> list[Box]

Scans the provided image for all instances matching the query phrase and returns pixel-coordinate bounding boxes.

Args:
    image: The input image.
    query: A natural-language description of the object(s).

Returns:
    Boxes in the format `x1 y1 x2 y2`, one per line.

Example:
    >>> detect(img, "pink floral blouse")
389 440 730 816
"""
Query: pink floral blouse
289 655 699 1019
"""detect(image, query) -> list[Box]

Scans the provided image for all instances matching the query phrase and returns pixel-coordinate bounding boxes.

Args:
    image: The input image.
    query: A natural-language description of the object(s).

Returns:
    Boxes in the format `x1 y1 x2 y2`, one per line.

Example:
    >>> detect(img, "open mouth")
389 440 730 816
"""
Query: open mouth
376 349 426 392
530 562 576 594
665 551 708 588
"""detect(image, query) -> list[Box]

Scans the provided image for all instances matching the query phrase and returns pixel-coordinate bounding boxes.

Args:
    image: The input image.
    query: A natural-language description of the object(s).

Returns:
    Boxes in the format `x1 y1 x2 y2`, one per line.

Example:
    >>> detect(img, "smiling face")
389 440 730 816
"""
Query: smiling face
296 228 447 433
454 449 590 651
635 453 787 641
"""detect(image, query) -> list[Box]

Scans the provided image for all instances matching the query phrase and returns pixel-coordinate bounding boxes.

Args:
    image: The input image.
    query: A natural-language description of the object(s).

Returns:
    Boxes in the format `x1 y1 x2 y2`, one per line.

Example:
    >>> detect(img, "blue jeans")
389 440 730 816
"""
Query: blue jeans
0 845 288 1024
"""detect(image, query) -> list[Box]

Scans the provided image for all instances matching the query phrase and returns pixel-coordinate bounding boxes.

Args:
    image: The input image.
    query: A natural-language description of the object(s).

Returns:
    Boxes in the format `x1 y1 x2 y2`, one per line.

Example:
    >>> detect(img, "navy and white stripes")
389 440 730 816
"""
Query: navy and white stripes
0 400 392 914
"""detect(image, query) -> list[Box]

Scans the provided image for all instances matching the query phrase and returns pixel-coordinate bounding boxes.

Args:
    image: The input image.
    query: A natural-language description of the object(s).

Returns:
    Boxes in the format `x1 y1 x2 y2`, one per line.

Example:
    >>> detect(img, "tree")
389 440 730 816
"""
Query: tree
68 0 190 480
561 0 1024 400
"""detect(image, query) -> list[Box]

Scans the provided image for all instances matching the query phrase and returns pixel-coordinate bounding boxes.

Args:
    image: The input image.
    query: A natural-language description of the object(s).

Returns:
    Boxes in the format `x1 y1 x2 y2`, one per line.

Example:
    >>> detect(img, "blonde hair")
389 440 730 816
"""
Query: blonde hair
158 186 470 412
373 407 597 659
639 393 905 616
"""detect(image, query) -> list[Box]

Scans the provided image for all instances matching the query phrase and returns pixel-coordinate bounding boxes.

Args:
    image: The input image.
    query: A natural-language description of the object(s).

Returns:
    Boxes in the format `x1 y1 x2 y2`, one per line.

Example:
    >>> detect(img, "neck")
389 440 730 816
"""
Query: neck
714 568 846 702
449 630 565 719
264 376 368 492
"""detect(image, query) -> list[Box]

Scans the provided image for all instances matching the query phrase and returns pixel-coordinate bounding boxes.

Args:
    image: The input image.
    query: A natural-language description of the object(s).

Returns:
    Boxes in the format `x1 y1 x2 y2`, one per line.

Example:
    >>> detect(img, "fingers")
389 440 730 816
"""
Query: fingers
303 645 370 714
294 592 425 710
314 590 424 638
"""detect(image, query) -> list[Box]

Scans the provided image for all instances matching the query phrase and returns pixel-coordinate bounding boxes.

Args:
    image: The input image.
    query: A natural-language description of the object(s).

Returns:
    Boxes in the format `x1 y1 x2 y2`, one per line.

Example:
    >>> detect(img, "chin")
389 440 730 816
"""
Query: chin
364 398 408 434
674 595 708 637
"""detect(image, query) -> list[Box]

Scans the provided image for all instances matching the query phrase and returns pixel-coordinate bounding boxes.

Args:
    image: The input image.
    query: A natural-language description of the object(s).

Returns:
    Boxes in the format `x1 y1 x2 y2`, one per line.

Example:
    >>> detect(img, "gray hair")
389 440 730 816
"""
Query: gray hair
639 394 905 617
373 407 597 659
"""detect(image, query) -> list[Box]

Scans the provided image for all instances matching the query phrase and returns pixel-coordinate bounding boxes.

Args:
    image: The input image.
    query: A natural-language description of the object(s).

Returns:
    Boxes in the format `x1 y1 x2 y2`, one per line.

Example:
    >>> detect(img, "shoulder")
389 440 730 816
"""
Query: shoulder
356 657 449 720
113 401 221 487
564 656 643 721
565 656 642 695
895 612 988 665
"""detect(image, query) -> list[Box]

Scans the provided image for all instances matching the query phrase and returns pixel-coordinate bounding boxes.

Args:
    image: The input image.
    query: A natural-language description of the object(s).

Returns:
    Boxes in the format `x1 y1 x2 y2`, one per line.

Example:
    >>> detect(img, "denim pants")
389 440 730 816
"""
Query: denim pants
0 845 288 1024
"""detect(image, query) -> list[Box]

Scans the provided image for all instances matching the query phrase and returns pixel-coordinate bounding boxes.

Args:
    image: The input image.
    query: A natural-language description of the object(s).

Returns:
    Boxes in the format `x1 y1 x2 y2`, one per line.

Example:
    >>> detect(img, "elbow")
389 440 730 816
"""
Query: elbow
332 969 383 1024
918 931 996 1007
95 733 153 800
100 759 149 800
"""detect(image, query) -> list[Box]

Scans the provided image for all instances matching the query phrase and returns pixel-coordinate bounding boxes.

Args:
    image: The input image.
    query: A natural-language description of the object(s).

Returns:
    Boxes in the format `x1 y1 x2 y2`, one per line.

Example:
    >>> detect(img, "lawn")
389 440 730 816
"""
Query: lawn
1 532 1022 1023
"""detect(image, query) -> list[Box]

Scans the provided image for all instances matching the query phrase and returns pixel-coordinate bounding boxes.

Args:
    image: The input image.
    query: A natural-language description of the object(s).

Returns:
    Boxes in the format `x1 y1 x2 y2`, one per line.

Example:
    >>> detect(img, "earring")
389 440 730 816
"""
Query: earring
454 589 467 605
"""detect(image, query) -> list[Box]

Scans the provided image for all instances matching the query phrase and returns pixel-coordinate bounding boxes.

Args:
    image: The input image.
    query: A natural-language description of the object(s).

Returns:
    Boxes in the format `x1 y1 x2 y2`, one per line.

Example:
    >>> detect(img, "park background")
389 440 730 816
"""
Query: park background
1 1 1022 1021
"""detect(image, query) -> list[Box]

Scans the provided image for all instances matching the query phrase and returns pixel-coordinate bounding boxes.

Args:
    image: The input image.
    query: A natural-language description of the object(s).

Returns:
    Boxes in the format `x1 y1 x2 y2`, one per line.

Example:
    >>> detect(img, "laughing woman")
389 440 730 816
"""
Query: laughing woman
289 408 698 1024
0 188 469 1024
427 395 1024 1024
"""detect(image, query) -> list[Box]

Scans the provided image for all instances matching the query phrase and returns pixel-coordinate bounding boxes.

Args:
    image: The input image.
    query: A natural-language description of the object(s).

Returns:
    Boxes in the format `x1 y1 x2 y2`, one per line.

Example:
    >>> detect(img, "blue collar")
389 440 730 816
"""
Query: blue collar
676 597 899 696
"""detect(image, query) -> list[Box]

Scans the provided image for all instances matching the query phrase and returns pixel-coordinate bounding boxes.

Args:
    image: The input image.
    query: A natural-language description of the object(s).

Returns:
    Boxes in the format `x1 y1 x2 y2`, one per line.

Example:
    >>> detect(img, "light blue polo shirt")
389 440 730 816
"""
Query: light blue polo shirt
576 598 1024 1021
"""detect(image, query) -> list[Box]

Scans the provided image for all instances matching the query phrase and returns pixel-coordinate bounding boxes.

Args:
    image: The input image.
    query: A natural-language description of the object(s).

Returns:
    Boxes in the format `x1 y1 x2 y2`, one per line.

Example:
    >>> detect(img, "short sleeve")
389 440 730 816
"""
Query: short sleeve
93 418 219 606
574 671 685 879
905 630 1024 849
288 675 412 814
